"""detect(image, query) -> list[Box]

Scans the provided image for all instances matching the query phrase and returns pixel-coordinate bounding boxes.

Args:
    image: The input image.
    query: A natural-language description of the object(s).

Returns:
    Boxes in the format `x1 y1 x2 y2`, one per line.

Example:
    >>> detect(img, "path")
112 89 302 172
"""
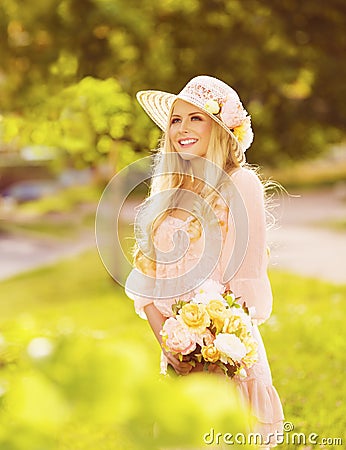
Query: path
0 187 345 284
267 187 346 284
0 228 95 281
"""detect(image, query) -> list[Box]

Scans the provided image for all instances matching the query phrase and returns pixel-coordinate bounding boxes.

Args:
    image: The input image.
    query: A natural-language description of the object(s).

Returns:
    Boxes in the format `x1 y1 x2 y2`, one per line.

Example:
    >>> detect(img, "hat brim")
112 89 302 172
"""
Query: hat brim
136 90 246 166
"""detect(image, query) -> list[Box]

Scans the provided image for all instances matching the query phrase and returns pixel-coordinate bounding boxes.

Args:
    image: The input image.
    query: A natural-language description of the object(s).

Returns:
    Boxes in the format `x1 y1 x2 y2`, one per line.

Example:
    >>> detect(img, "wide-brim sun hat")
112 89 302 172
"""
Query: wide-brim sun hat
136 75 254 166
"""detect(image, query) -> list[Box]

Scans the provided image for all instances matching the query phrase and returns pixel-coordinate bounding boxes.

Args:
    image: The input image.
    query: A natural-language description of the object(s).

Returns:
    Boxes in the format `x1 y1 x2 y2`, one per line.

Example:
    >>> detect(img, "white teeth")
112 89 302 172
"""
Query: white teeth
180 139 197 145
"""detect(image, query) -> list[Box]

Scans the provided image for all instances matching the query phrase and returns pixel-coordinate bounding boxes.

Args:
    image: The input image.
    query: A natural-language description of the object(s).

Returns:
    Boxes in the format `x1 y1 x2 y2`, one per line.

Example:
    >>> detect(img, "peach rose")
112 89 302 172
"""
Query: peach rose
220 95 247 128
161 317 197 355
202 328 215 346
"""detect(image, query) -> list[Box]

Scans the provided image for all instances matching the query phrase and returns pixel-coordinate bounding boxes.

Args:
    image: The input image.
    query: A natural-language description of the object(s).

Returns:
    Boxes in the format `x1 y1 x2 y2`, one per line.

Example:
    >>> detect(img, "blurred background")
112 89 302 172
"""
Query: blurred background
0 1 345 449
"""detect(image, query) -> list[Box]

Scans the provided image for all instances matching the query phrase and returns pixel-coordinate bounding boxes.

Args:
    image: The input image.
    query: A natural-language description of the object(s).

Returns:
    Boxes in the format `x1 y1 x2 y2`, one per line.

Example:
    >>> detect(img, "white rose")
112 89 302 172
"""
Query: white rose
192 279 227 305
195 279 225 296
214 333 247 363
192 292 225 306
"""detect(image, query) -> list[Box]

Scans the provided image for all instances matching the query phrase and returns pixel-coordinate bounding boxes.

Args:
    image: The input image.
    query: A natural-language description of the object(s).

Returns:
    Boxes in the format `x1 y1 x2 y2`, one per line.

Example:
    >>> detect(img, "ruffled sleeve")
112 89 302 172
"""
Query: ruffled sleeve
124 268 156 320
221 168 273 325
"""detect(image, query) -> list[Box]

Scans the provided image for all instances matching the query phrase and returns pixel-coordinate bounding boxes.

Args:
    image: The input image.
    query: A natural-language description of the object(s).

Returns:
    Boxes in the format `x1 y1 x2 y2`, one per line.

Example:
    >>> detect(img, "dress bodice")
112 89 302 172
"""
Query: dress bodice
125 168 273 324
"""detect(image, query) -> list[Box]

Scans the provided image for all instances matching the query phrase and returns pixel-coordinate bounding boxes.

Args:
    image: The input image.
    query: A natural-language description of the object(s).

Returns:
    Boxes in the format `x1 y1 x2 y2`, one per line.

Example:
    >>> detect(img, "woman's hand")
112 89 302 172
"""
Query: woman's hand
163 349 193 376
206 363 224 375
190 361 224 375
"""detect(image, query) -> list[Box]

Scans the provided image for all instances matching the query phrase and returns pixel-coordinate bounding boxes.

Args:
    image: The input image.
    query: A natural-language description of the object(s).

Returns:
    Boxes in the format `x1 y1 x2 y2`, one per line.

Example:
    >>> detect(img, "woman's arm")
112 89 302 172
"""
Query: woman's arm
143 303 193 375
221 168 273 324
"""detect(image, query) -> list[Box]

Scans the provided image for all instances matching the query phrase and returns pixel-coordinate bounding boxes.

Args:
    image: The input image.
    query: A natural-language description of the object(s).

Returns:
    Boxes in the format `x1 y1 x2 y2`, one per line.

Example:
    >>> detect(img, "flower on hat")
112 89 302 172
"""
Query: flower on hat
204 99 221 115
220 95 247 128
232 116 254 150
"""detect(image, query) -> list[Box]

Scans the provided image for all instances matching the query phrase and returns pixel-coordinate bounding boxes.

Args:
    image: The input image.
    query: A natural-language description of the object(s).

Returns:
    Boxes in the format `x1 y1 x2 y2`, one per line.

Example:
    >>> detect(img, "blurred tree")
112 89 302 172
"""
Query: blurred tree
0 0 345 167
2 77 159 173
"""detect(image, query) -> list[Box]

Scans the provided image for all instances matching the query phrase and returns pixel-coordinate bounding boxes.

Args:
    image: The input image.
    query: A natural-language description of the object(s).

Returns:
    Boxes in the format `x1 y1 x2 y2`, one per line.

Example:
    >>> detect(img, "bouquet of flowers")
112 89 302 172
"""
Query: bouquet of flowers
160 279 258 378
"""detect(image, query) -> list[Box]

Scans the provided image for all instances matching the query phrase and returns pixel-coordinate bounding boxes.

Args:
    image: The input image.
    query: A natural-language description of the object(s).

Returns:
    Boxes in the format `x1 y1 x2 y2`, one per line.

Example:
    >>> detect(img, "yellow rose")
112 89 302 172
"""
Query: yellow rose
204 99 221 115
232 116 254 150
222 315 242 334
201 345 220 363
242 337 258 367
206 300 227 332
180 303 210 333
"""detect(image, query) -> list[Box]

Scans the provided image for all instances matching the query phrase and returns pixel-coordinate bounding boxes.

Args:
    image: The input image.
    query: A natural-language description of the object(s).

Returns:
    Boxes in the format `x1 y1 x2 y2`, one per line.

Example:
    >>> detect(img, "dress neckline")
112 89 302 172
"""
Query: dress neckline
167 215 193 224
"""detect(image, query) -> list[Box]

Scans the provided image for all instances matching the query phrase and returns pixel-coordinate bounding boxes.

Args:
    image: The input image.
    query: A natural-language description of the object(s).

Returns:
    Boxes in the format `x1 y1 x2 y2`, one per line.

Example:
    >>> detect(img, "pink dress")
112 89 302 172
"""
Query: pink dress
125 167 284 444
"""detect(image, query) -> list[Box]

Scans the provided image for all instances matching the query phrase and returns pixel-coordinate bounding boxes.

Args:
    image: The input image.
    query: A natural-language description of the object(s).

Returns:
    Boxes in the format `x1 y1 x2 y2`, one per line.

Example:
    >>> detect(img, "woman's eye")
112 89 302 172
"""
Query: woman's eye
191 116 202 121
171 118 180 124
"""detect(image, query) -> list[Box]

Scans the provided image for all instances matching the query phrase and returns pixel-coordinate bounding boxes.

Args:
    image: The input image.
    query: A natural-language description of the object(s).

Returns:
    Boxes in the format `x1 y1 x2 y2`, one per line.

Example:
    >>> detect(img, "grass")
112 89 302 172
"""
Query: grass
312 218 346 233
265 271 346 444
0 250 345 449
0 213 95 239
0 184 102 239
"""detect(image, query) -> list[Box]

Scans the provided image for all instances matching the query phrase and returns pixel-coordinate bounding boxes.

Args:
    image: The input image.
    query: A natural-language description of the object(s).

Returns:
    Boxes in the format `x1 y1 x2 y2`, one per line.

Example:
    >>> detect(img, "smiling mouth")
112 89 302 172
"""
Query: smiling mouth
178 138 198 146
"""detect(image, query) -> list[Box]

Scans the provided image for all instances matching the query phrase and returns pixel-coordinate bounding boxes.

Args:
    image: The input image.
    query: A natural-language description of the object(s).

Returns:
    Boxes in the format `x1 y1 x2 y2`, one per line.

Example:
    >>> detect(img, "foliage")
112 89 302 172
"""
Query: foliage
0 0 345 167
0 184 100 238
265 270 346 445
0 248 345 448
262 158 346 190
16 184 101 216
2 77 154 172
0 251 250 450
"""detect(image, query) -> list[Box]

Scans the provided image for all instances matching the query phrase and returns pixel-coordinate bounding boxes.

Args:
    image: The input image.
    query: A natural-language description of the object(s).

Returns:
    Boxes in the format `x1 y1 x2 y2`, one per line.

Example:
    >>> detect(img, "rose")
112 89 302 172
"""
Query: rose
161 317 197 355
179 303 210 334
196 278 225 295
206 300 227 332
202 328 215 346
192 279 226 306
201 345 220 363
222 315 242 334
242 336 258 367
227 306 253 330
220 95 247 128
232 116 254 150
213 333 247 363
192 291 225 305
204 99 221 115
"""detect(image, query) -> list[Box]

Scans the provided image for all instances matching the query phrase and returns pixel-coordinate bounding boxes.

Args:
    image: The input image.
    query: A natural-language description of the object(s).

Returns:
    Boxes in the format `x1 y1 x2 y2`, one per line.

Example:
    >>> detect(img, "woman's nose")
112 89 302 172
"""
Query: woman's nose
178 118 189 132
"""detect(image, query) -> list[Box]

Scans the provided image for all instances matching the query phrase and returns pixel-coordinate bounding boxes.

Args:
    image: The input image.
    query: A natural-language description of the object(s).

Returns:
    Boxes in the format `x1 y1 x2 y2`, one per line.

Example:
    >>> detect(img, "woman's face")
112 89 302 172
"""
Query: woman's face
169 99 213 160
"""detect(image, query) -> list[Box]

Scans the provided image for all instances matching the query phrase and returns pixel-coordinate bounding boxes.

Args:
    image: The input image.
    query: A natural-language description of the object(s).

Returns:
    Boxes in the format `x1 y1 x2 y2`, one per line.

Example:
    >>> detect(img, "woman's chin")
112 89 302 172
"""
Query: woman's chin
177 151 200 160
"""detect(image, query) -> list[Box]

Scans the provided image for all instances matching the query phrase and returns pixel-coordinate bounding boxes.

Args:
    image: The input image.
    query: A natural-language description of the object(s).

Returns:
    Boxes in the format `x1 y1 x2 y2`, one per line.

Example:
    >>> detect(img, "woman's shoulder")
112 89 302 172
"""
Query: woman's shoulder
230 166 261 182
223 167 263 195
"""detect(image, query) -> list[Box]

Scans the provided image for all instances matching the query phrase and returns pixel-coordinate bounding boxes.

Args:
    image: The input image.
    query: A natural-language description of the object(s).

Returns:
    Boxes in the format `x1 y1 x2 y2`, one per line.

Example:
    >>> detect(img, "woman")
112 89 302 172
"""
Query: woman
125 75 284 447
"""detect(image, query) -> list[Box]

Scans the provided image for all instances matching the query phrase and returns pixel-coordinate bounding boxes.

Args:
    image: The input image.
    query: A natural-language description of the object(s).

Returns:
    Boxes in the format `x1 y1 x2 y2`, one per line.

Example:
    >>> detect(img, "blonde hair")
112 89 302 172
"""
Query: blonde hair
132 109 274 275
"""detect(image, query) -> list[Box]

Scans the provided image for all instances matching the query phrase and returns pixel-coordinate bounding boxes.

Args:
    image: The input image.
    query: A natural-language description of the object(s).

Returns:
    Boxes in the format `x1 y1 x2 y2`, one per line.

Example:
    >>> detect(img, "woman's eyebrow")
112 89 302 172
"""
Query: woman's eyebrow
171 111 204 117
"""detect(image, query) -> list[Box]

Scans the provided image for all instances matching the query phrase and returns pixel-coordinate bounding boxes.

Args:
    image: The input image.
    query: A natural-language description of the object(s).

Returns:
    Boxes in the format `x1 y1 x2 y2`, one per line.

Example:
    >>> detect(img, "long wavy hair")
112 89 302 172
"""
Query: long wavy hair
132 105 278 275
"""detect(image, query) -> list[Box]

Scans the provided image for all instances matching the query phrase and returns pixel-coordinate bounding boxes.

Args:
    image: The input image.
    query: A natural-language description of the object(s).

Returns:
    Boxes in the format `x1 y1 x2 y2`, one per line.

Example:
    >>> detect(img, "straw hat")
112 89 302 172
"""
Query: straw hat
136 75 254 166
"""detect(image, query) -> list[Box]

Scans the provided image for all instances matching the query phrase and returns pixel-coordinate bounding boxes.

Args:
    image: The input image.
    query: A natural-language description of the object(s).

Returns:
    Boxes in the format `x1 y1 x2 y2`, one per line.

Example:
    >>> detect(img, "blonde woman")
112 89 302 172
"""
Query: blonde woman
125 76 284 447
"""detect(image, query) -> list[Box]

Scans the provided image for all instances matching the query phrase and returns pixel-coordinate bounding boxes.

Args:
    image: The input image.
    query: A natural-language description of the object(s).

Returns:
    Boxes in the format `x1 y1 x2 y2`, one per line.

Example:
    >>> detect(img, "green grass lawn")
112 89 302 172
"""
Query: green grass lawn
0 250 345 449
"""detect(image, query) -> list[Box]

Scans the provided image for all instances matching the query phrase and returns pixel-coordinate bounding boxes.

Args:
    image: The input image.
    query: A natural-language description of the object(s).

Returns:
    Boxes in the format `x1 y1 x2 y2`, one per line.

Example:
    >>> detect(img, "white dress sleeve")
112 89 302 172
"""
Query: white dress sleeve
221 168 273 325
125 268 156 320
